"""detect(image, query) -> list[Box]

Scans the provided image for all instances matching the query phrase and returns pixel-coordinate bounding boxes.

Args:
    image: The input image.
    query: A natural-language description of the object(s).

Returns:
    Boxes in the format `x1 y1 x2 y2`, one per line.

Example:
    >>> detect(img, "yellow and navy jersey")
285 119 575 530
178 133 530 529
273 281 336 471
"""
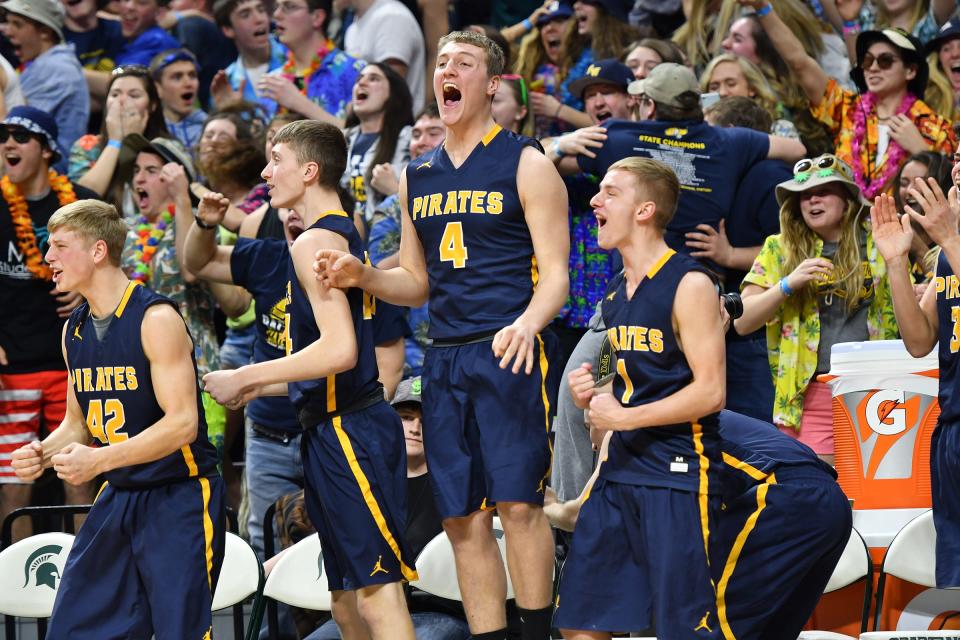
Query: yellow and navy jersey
285 211 380 421
65 282 218 488
406 124 543 341
718 410 835 500
935 251 960 422
599 250 720 493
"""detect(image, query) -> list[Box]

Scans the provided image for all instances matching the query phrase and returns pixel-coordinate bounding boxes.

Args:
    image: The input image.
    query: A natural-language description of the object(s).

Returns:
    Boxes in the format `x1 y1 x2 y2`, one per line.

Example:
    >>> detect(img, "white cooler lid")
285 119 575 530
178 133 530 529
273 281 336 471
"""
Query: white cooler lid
829 340 937 377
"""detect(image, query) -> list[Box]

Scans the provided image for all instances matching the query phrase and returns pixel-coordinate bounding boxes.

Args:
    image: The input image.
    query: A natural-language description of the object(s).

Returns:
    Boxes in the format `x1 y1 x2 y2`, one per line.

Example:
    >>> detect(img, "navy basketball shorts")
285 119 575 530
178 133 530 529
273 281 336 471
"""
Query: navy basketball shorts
554 478 720 638
421 331 559 519
713 467 852 640
47 476 225 640
932 421 960 588
301 400 418 591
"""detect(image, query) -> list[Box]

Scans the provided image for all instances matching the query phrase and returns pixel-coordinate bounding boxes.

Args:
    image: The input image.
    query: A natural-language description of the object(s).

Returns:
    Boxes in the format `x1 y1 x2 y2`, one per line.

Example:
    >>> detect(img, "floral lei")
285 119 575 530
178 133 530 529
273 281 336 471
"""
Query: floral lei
131 205 173 285
280 39 333 95
2 170 77 281
851 91 918 200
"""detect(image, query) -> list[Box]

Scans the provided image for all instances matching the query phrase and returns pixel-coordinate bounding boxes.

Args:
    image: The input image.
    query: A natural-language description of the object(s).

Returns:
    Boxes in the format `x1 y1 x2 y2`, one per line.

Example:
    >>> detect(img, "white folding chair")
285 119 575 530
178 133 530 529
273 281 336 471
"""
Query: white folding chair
0 531 75 638
212 532 265 640
263 533 332 611
411 516 516 601
859 510 959 637
795 527 871 640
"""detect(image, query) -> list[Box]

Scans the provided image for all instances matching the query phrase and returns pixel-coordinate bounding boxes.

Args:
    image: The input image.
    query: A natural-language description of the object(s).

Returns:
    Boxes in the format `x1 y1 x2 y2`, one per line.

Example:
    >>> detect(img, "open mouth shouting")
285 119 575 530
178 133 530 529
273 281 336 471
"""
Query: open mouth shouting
594 109 612 122
442 82 462 108
4 151 22 168
180 91 195 106
135 187 150 212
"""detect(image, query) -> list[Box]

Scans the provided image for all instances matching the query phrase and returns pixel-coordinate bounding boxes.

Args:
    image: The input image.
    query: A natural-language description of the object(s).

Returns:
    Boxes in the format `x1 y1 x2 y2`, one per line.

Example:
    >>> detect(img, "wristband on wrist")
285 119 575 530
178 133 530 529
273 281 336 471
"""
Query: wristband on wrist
107 139 122 150
779 277 794 297
172 10 183 22
842 20 861 36
755 3 773 17
554 102 563 118
522 18 533 31
553 140 565 159
193 211 217 230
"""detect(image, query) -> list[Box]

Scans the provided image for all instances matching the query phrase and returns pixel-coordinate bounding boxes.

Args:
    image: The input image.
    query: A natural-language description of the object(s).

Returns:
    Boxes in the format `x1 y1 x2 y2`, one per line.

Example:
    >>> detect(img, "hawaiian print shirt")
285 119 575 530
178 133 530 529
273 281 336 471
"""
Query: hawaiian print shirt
67 134 103 182
857 0 943 43
811 78 957 195
262 47 365 120
742 225 899 431
120 214 221 379
224 34 288 111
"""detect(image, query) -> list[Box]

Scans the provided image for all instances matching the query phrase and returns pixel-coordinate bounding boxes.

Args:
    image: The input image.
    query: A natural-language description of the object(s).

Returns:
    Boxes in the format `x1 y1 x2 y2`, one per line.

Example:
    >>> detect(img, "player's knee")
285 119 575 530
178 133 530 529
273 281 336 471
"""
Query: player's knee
442 510 494 547
355 582 404 623
330 593 363 631
497 501 545 531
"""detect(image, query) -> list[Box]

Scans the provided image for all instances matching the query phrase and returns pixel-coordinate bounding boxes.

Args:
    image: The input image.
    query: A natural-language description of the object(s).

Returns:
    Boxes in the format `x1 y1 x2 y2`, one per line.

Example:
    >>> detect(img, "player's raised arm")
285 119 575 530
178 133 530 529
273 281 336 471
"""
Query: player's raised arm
205 229 358 407
184 192 238 285
315 172 430 307
492 147 570 374
589 271 726 431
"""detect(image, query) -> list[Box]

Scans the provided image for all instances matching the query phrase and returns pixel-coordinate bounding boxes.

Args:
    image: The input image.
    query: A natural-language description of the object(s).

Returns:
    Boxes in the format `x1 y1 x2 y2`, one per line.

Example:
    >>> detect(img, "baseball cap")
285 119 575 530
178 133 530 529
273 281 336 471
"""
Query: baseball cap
391 377 422 407
118 134 197 185
536 1 573 27
927 17 960 55
568 59 633 99
3 106 62 161
0 0 64 42
580 0 629 23
628 62 701 109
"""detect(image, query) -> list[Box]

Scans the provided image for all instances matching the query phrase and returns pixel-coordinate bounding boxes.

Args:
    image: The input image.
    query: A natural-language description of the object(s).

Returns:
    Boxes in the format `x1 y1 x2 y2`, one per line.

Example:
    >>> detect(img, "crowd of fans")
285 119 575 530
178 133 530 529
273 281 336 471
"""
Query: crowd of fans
2 0 960 636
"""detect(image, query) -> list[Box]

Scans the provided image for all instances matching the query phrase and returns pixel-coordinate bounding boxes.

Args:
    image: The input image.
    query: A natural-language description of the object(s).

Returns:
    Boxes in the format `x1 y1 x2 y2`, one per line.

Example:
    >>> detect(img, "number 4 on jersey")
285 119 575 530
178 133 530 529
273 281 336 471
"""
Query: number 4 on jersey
440 221 468 268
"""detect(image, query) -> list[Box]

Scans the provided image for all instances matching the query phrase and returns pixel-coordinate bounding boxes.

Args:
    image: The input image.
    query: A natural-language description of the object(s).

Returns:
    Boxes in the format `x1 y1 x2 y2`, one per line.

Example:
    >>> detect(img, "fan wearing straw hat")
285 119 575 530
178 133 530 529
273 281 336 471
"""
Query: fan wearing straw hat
741 0 956 201
733 154 900 465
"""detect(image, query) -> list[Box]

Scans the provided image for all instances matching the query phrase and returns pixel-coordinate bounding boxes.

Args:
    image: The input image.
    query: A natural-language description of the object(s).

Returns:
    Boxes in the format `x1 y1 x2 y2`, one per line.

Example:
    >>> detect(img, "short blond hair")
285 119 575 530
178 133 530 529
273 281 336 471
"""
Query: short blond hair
608 157 679 230
48 200 127 266
438 31 505 77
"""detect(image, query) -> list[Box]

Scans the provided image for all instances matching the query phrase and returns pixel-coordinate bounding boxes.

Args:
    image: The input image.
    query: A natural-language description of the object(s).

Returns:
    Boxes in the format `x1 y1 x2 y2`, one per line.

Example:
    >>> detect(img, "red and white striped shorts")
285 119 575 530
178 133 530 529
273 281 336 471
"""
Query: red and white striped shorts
0 370 68 484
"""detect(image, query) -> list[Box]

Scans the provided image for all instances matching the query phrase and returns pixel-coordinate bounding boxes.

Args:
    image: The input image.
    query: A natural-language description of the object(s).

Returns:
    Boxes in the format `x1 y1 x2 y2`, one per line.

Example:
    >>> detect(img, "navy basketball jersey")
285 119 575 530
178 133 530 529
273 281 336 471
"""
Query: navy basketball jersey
718 410 836 498
65 282 218 488
406 124 543 340
285 210 380 422
600 250 719 492
935 251 960 422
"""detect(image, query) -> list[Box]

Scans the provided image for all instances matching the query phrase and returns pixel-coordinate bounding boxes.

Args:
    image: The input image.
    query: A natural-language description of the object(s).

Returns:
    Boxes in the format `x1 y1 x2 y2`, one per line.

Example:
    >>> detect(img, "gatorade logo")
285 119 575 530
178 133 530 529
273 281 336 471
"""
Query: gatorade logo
22 545 64 590
864 389 919 436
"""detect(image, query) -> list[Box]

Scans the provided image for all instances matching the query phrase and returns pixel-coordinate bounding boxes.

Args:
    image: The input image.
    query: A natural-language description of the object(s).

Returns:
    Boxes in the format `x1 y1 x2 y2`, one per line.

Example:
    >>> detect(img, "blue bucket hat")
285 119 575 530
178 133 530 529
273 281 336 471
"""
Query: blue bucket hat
2 106 61 162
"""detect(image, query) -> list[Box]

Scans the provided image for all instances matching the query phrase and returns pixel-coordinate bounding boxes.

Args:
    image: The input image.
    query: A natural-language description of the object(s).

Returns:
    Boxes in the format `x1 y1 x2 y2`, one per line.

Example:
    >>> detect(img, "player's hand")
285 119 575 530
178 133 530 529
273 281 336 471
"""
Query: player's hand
51 443 102 485
905 177 960 248
11 441 43 481
556 126 607 158
51 288 83 318
870 193 914 264
685 220 734 266
370 162 399 197
914 281 929 301
568 363 595 410
197 192 230 227
314 249 366 289
492 320 538 374
587 393 630 431
202 369 254 408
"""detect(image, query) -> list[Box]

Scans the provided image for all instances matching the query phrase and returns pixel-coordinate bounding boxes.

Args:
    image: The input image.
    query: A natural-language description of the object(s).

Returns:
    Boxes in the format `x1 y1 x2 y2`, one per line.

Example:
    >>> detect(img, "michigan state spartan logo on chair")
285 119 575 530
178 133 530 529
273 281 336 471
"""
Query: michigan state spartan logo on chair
23 545 64 590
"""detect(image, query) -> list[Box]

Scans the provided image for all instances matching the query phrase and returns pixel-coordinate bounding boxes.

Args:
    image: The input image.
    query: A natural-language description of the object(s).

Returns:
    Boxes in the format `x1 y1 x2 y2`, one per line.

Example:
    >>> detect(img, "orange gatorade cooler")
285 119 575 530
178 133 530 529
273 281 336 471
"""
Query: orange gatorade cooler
813 340 959 632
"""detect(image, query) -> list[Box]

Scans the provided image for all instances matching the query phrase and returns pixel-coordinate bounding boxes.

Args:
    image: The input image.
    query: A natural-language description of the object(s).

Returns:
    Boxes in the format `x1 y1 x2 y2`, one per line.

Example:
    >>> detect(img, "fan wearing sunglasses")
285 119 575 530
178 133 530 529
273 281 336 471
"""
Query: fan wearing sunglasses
741 0 956 202
734 154 900 465
0 105 101 541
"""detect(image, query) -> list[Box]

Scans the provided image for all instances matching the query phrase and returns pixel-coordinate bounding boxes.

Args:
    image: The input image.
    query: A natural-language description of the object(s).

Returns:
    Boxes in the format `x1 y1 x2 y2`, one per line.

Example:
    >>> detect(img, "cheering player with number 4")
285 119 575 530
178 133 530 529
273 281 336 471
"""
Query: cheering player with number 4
316 30 569 640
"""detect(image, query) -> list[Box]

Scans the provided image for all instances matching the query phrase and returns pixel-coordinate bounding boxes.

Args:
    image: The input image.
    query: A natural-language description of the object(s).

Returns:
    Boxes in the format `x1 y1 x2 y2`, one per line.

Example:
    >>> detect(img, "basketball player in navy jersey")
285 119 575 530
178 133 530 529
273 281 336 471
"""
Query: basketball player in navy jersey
201 120 417 640
871 186 960 589
10 199 225 639
560 158 725 639
315 30 569 640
